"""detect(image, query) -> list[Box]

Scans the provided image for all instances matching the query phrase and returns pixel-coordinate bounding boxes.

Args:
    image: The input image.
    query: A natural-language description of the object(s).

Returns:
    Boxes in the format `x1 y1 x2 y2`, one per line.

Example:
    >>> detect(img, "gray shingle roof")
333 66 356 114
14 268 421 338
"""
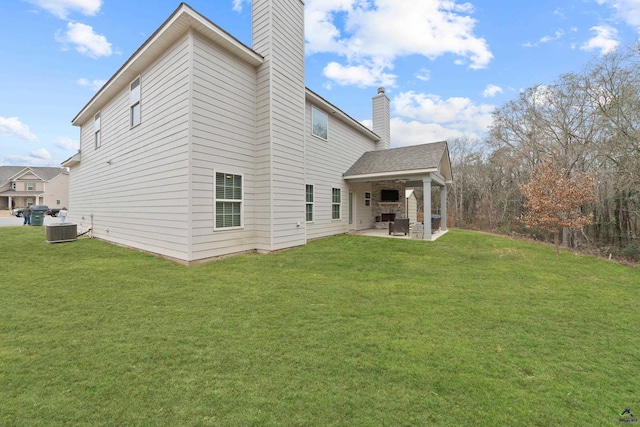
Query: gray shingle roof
0 166 65 186
344 141 448 177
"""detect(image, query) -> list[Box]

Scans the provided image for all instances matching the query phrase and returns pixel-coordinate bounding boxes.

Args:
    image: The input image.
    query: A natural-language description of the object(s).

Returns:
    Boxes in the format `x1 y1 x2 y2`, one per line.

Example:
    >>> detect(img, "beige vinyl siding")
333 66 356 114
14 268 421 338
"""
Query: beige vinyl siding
189 31 259 260
42 172 69 208
304 101 377 240
68 34 192 261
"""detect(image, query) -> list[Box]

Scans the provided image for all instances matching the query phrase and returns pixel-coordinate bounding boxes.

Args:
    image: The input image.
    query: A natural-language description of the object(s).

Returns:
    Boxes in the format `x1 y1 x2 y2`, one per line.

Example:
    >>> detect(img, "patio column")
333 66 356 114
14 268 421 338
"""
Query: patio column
8 196 12 211
440 185 447 231
422 176 432 241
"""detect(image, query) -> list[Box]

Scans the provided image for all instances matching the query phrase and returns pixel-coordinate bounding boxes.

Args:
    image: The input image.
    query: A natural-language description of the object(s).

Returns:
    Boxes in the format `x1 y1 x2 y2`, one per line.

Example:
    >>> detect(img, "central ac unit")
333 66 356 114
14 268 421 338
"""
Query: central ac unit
46 224 77 243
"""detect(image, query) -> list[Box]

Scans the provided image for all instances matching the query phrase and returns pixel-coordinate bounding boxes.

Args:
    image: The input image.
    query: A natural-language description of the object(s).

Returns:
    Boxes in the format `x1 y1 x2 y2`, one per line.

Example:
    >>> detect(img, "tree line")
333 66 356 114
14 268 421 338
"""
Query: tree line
448 46 640 262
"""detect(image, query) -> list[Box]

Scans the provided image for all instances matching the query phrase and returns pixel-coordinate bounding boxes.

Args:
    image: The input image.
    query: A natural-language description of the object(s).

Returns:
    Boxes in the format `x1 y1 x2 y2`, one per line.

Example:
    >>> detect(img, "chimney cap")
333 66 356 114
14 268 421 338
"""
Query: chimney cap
377 87 385 94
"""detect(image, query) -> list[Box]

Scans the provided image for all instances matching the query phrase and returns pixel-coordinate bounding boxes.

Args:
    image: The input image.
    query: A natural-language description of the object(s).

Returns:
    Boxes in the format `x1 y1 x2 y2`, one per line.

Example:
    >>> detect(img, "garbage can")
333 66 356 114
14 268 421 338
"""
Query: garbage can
30 208 47 226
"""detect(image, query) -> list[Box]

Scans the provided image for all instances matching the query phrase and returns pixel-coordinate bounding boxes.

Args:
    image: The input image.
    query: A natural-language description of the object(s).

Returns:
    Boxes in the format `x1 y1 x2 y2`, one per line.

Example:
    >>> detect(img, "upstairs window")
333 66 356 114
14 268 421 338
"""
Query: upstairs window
215 172 243 229
312 106 328 140
332 188 341 220
306 185 314 222
26 182 34 191
94 111 101 148
130 77 141 127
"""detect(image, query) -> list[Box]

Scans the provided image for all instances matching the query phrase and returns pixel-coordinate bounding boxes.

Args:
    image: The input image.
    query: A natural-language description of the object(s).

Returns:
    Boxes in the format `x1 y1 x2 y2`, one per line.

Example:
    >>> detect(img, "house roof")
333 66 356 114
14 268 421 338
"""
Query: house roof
343 141 452 182
72 2 263 126
0 166 66 185
70 3 381 148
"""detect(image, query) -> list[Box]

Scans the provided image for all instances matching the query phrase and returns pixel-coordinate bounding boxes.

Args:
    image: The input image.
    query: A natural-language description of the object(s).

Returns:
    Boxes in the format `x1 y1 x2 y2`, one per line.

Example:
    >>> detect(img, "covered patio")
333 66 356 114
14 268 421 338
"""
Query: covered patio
343 141 453 241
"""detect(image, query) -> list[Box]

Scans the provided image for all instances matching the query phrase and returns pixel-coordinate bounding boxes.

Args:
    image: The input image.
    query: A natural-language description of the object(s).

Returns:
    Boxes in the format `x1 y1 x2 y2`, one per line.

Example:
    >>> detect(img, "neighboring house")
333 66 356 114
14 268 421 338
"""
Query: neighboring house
0 166 69 210
63 1 453 264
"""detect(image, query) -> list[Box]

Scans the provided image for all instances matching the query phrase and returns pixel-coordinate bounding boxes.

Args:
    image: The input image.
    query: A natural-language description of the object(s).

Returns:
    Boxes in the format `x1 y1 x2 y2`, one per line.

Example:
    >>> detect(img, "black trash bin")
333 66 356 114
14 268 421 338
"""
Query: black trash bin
30 205 48 226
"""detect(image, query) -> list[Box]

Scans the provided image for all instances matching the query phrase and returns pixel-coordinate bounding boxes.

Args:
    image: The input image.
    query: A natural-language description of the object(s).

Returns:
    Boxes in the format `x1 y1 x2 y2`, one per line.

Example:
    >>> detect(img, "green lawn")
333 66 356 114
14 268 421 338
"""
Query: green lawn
1 227 638 425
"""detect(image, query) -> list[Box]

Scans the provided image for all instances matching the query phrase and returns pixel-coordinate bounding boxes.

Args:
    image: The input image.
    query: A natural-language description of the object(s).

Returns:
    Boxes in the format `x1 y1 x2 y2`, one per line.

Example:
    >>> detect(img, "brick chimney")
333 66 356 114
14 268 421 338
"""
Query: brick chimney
372 87 390 150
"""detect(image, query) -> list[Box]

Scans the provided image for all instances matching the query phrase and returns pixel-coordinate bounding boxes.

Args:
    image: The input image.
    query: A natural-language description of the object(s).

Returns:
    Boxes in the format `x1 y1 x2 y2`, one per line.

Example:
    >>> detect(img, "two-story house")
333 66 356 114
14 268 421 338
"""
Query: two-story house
0 166 69 211
63 1 452 264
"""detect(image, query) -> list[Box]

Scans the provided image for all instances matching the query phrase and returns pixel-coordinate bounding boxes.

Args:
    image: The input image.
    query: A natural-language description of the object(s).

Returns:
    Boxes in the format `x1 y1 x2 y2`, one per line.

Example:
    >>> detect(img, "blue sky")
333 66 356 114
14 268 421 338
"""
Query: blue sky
1 0 639 166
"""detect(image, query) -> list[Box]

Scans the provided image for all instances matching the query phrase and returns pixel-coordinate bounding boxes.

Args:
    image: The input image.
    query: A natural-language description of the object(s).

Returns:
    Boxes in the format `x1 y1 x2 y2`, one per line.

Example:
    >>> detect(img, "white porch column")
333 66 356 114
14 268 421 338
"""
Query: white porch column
440 185 447 231
423 176 432 240
8 196 12 211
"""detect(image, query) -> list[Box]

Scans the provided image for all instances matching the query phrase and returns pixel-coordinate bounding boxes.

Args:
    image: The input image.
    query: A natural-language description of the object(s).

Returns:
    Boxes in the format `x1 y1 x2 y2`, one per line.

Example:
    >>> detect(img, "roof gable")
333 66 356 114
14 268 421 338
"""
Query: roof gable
72 2 263 126
0 166 65 184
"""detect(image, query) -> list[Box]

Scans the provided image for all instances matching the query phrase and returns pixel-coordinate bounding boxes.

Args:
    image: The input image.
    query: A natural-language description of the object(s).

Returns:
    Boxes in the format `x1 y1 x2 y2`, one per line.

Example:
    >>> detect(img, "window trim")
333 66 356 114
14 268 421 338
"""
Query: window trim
214 171 244 230
306 184 314 223
130 77 141 128
332 187 341 220
311 106 328 140
364 191 371 207
94 111 101 149
26 182 34 191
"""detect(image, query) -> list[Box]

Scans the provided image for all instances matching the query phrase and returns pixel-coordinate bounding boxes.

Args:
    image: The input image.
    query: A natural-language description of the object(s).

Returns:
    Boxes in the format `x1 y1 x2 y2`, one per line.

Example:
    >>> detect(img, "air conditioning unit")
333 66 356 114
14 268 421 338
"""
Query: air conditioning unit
46 224 77 243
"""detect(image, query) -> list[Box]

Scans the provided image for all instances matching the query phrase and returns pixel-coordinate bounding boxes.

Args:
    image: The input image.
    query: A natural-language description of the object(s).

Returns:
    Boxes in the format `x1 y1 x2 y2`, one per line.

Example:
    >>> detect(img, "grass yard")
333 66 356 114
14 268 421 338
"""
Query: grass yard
1 227 638 426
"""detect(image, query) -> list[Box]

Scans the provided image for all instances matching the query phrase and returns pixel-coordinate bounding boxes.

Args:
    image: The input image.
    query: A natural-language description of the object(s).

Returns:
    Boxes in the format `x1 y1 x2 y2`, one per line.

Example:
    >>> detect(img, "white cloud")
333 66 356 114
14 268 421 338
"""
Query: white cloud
26 0 102 19
31 148 51 160
232 0 250 12
4 154 55 166
323 62 397 87
390 118 469 147
77 78 107 91
56 22 112 58
0 117 37 142
55 136 79 150
595 0 640 29
416 69 431 82
539 30 564 44
306 0 492 88
580 25 620 55
391 91 495 142
482 84 503 98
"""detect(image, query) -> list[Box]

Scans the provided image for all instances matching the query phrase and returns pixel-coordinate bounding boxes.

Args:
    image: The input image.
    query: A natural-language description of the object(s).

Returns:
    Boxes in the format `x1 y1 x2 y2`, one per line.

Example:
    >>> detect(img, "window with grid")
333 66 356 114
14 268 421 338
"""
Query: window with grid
130 77 141 127
332 188 341 220
215 172 243 228
306 185 314 222
365 192 371 206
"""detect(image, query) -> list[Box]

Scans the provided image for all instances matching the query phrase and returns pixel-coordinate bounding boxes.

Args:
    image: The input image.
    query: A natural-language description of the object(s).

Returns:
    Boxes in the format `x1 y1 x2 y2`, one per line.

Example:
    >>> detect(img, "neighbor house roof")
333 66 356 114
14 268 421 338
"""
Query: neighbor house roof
343 141 452 182
0 166 66 185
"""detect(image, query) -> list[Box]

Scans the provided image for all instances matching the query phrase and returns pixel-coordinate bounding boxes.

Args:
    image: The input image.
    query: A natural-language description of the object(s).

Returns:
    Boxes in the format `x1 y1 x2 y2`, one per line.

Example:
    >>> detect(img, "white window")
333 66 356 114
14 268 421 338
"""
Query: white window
215 172 243 229
130 77 141 127
312 106 328 140
26 183 34 191
332 188 341 220
365 192 371 207
306 185 314 222
94 111 101 148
